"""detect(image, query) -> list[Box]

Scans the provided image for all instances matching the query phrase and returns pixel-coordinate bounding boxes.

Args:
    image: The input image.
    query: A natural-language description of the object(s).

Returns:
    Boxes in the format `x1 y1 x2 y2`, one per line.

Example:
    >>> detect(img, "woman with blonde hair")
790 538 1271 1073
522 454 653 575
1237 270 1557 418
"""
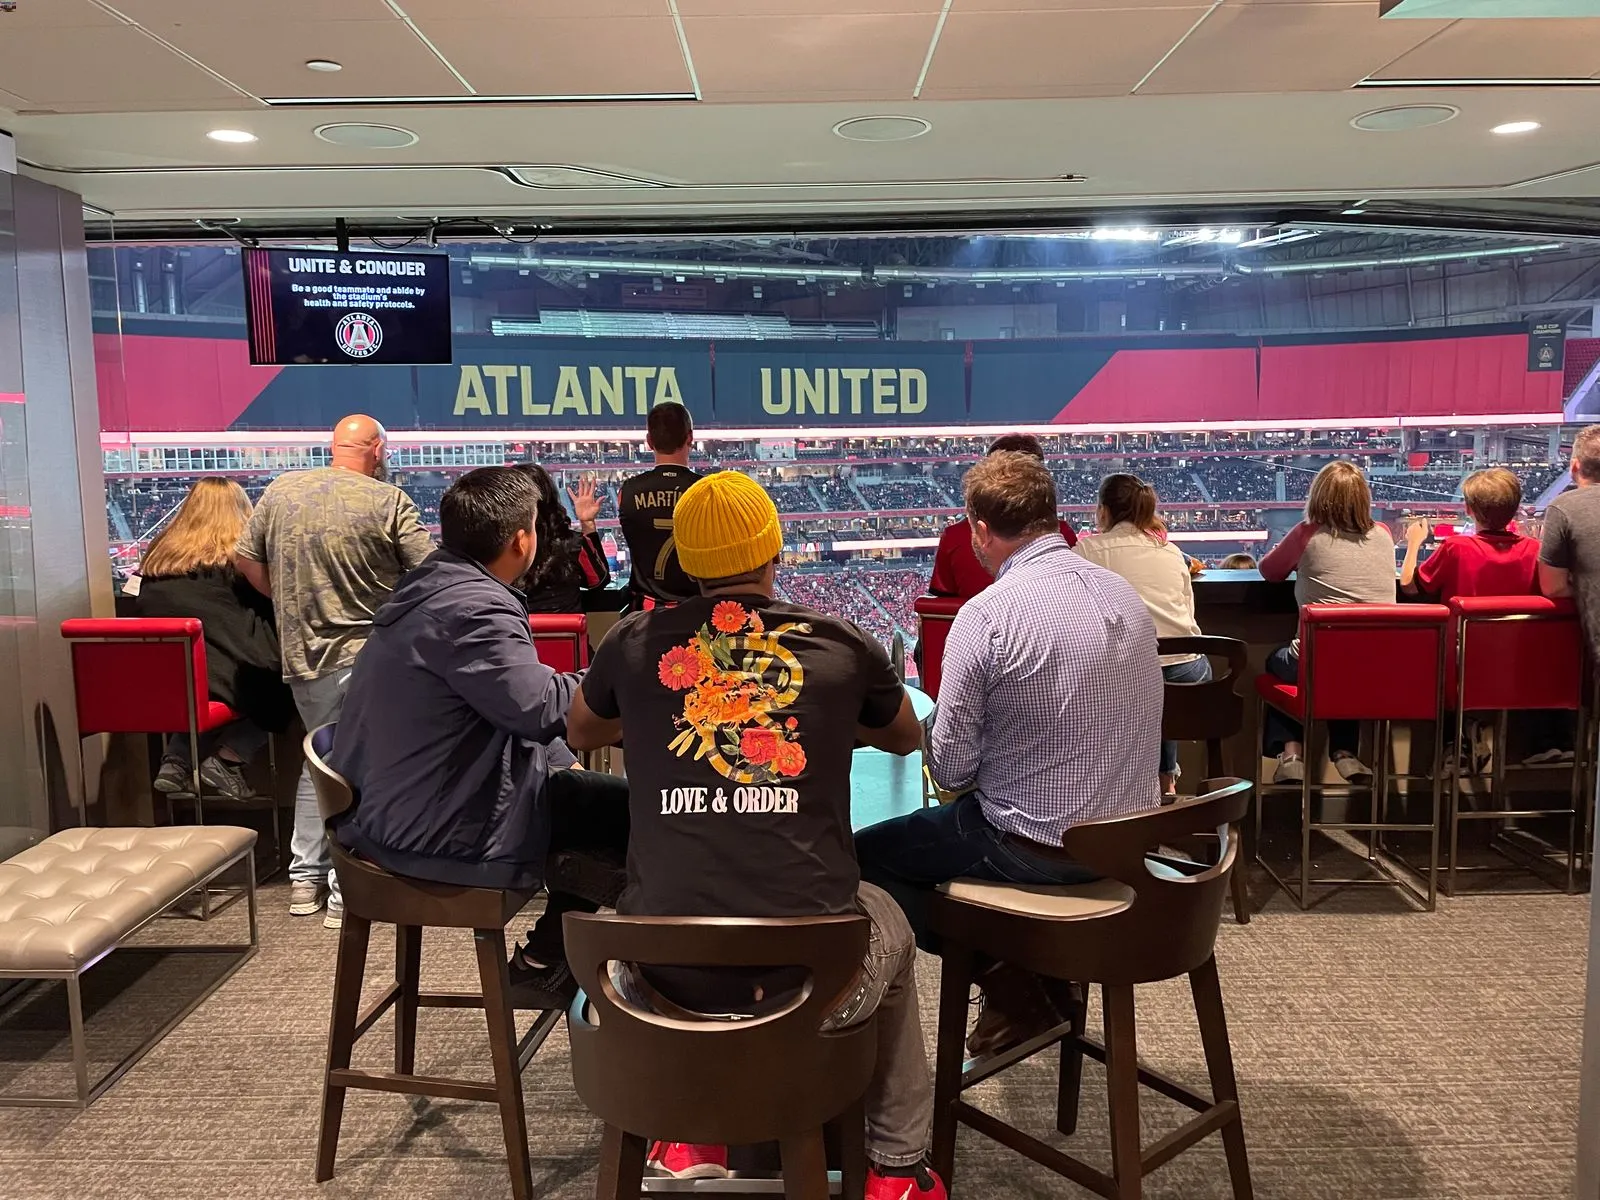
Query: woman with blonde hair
1258 460 1397 784
1075 473 1207 796
136 477 292 800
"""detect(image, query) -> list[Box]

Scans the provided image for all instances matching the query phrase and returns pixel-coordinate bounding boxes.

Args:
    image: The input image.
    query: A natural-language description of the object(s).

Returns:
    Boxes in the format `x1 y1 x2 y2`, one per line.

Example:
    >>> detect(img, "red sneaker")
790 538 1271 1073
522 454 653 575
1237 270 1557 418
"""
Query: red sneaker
646 1142 729 1179
866 1163 948 1200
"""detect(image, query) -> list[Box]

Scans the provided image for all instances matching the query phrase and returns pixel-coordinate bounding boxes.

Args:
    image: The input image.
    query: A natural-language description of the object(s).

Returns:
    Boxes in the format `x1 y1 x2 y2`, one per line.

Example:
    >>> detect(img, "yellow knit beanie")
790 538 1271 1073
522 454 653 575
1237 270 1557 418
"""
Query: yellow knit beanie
673 471 783 581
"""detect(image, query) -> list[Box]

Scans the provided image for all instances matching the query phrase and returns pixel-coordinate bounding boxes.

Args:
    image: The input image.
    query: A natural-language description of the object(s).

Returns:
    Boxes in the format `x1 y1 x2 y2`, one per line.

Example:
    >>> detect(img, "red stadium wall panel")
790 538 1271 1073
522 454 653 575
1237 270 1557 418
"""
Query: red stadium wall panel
96 330 281 432
1046 347 1259 425
1255 333 1556 421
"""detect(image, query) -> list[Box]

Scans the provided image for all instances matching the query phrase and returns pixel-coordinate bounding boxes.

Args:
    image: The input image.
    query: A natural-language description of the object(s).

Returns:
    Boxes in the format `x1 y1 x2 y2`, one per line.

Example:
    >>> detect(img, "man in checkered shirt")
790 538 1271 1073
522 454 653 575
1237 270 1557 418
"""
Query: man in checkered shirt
857 450 1163 1056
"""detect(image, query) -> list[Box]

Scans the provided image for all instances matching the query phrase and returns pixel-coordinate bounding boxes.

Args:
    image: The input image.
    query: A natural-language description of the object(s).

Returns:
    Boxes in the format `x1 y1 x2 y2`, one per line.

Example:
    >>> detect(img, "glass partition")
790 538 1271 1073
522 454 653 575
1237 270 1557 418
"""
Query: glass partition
90 227 1597 675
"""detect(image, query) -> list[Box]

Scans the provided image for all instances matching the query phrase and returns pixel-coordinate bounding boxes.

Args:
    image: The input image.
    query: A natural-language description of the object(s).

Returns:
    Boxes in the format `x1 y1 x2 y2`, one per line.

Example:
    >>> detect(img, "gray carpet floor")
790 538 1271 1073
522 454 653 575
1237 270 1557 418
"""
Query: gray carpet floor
0 873 1587 1200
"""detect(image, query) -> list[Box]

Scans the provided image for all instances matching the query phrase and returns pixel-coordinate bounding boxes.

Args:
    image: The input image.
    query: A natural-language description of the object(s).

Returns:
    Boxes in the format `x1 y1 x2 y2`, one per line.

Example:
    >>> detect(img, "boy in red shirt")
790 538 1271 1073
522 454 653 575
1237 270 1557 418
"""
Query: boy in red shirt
1400 467 1539 601
1401 466 1571 765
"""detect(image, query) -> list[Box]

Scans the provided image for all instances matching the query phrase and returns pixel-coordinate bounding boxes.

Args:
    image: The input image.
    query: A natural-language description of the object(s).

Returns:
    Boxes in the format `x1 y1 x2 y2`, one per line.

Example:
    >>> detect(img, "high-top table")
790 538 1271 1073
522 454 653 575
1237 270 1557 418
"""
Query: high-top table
850 685 935 831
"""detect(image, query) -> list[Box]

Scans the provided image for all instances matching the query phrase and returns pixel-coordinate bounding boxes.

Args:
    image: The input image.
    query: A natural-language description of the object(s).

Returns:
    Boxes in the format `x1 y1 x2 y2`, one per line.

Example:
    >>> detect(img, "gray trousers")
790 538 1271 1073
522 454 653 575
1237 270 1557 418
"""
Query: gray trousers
288 670 351 905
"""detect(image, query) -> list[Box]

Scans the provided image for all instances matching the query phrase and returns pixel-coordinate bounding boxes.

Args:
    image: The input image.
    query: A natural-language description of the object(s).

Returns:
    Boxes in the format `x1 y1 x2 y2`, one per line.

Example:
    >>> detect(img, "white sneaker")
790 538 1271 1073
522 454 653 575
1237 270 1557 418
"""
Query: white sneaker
1333 754 1373 783
1522 748 1566 767
1273 754 1305 784
289 881 328 916
323 901 344 930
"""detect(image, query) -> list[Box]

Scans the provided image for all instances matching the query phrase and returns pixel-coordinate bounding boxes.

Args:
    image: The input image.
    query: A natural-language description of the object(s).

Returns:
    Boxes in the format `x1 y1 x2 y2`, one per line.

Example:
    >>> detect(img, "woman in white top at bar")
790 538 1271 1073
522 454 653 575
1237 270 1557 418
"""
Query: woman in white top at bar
1074 473 1207 797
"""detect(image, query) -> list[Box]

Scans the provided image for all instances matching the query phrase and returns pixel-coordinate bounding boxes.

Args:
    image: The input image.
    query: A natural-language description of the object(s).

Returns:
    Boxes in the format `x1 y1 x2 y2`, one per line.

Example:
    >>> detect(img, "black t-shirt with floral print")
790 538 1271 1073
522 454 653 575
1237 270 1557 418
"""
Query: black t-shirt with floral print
582 592 904 920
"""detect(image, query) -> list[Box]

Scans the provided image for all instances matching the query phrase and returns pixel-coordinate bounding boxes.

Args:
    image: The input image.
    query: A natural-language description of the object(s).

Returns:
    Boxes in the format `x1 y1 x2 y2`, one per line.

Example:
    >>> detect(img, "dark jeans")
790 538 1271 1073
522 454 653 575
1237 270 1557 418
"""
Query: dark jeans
854 793 1099 954
523 767 631 961
1161 656 1213 775
163 719 269 766
1262 643 1359 758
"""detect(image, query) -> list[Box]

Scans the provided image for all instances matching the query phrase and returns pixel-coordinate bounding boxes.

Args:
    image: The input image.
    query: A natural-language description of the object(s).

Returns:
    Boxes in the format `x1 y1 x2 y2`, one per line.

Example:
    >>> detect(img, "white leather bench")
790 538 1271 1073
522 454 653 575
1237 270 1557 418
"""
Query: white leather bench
0 826 258 1108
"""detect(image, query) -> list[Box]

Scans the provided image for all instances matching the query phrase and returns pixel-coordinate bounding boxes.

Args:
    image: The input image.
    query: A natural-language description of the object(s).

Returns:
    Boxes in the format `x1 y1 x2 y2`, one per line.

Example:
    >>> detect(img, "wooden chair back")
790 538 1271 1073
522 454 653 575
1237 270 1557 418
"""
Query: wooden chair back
936 779 1252 986
1156 636 1247 777
564 913 876 1147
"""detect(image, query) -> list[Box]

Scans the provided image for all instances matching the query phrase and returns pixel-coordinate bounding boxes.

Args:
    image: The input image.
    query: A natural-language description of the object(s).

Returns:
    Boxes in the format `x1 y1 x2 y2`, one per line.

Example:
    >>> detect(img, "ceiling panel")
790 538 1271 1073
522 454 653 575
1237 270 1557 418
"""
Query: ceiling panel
108 0 396 20
1371 19 1600 79
0 27 245 107
951 0 1211 10
922 7 1210 98
416 16 691 95
685 13 937 100
140 20 471 99
1139 2 1448 93
0 0 120 28
400 0 671 14
677 1 944 13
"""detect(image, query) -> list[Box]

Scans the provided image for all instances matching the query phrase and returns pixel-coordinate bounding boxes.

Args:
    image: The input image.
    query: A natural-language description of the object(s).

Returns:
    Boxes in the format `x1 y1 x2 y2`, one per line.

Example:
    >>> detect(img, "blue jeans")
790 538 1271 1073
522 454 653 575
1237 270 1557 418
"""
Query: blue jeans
289 670 351 906
1161 656 1213 775
855 793 1099 954
1262 643 1359 758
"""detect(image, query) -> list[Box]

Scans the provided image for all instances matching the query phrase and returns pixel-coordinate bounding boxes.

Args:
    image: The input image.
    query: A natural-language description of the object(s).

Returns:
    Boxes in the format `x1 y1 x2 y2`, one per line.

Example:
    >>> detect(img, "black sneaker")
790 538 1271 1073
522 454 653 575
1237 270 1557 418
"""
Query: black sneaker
198 756 257 801
508 954 577 1010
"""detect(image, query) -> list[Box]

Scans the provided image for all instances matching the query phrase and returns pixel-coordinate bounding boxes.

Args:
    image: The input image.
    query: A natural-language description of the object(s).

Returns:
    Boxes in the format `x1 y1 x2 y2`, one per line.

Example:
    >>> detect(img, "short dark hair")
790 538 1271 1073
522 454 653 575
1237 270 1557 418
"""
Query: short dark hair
440 466 538 565
647 402 693 455
964 451 1059 539
988 434 1044 460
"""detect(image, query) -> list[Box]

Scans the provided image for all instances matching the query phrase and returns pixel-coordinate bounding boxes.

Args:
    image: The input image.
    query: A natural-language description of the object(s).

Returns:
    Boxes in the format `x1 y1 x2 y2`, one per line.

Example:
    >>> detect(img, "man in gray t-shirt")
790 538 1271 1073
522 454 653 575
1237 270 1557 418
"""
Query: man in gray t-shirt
235 415 434 925
1539 425 1600 662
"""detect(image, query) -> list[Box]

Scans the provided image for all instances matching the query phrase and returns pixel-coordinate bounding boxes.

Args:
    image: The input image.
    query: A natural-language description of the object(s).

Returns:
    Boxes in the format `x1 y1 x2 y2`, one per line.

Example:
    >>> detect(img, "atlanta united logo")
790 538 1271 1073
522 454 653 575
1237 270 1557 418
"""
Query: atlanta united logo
335 312 383 359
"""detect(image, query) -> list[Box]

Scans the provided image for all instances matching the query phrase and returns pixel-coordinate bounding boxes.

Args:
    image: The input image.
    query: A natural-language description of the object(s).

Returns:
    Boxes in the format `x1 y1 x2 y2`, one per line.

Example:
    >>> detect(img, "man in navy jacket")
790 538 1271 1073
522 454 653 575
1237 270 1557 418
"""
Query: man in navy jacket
331 466 629 1003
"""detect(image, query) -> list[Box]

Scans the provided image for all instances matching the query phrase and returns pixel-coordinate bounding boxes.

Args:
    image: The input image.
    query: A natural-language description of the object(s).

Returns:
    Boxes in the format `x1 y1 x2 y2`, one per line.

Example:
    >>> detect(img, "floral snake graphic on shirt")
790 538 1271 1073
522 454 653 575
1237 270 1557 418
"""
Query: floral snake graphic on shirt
658 600 811 784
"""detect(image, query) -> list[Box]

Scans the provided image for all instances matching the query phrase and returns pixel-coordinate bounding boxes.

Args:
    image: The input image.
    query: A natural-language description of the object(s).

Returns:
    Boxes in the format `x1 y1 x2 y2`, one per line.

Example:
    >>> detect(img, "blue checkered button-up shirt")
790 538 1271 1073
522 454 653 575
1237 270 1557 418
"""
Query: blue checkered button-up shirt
926 532 1164 847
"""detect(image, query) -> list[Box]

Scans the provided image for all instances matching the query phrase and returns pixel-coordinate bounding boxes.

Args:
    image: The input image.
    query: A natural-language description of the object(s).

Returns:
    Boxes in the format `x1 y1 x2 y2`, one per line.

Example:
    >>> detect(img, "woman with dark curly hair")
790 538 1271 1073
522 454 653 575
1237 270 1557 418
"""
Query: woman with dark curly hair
515 462 611 614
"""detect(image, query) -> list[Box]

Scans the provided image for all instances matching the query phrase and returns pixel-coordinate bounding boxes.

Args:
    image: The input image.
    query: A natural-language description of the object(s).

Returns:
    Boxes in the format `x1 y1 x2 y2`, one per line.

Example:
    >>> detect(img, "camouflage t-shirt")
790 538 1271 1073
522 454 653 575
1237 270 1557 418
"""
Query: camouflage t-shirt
236 467 435 681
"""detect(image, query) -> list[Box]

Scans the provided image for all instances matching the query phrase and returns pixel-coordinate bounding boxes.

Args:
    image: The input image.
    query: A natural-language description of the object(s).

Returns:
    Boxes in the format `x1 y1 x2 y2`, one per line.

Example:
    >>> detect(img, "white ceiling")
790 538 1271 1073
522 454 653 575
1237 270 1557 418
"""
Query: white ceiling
4 0 1600 224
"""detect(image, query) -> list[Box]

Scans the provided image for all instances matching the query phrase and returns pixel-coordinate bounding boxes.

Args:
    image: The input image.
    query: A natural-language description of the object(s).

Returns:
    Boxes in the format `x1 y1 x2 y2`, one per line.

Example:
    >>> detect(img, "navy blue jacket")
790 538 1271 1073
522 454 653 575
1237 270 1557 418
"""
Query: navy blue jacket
329 549 579 890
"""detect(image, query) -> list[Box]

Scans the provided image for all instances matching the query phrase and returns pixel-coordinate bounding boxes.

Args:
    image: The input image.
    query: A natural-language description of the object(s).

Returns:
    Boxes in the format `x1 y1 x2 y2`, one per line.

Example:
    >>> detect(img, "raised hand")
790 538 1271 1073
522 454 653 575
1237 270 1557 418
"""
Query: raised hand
1405 517 1430 549
569 475 602 530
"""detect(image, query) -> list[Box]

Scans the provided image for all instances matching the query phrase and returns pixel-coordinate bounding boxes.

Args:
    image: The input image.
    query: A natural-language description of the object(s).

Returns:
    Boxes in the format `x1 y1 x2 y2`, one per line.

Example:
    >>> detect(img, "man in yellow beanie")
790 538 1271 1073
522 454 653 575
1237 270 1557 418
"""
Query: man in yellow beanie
568 471 947 1199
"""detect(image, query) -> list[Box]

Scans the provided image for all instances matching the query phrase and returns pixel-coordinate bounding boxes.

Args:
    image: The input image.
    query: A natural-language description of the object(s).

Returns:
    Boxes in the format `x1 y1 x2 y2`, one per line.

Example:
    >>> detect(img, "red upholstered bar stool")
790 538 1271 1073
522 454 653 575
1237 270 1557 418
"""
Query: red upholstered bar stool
1253 604 1450 911
61 616 281 914
912 596 963 701
1444 595 1589 895
529 613 590 672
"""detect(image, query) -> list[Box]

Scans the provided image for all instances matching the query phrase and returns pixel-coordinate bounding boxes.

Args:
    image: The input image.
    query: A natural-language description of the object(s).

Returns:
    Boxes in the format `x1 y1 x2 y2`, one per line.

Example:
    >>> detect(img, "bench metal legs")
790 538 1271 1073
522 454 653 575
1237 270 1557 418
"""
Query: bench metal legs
0 849 258 1108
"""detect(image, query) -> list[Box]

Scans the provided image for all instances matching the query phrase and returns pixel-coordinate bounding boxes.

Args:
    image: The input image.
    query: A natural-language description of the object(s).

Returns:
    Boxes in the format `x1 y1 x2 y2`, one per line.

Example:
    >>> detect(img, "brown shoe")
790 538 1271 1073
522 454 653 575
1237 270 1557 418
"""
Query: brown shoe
968 963 1070 1058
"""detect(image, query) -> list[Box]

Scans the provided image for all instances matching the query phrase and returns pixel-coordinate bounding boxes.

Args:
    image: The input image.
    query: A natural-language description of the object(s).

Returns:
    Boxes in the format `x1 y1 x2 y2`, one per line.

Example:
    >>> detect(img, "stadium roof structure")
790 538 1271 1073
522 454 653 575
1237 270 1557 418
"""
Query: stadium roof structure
5 2 1600 238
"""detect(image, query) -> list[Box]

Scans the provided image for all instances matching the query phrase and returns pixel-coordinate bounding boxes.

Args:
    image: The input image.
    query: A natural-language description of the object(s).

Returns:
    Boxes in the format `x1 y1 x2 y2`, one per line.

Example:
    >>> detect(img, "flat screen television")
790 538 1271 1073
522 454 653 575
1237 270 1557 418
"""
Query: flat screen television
242 248 452 365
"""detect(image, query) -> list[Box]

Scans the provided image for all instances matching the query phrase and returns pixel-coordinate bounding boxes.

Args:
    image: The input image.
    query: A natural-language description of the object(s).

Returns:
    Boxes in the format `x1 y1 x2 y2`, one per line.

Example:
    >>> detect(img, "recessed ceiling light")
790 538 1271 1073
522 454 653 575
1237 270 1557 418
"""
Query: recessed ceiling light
833 115 932 143
1491 120 1540 135
1350 104 1458 132
206 129 257 144
305 59 343 73
313 122 419 149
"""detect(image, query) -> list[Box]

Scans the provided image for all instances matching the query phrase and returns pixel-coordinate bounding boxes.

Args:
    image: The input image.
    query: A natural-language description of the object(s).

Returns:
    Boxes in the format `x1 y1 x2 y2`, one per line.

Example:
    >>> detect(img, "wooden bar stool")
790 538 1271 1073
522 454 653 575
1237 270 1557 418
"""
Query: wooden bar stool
304 726 571 1200
1157 634 1251 924
930 779 1254 1200
564 912 876 1200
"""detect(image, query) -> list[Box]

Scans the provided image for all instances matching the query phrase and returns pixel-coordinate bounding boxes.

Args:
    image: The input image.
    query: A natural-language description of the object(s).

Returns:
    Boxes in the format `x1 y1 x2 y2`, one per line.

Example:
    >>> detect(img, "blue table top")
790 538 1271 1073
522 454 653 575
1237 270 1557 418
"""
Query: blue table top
850 685 933 832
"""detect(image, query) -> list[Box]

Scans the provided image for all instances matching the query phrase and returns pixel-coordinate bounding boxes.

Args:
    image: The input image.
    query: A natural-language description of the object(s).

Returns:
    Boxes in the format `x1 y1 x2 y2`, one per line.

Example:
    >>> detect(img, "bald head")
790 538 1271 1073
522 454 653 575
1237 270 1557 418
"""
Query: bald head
330 414 388 478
